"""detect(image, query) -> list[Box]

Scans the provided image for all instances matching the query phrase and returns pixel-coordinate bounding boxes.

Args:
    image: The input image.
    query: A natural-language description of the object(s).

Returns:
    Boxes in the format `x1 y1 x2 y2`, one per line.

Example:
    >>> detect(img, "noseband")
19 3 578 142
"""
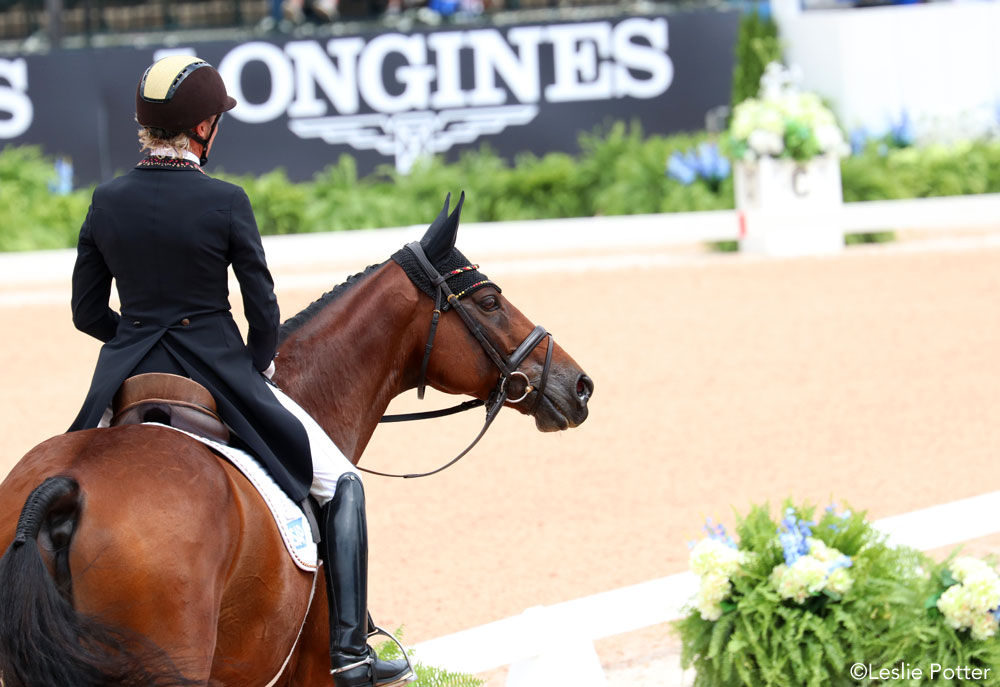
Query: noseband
361 241 554 479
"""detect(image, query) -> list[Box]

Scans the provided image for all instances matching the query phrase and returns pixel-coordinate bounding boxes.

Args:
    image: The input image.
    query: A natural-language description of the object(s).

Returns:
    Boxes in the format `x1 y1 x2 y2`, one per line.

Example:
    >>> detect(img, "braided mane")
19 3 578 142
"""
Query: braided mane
277 261 386 344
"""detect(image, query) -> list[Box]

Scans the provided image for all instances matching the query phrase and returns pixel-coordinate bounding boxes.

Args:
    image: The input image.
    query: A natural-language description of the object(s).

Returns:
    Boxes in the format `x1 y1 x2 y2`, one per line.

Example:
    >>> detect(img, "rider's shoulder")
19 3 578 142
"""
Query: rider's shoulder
200 175 251 203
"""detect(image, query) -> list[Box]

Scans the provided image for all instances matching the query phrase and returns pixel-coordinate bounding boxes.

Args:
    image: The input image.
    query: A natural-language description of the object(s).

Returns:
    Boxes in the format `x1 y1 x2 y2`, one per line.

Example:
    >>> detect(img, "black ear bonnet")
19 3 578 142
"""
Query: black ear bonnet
391 192 499 310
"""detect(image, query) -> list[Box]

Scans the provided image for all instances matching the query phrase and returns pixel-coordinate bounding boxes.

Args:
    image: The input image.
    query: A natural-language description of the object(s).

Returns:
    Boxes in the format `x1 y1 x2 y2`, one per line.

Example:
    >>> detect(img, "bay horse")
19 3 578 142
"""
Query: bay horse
0 194 593 687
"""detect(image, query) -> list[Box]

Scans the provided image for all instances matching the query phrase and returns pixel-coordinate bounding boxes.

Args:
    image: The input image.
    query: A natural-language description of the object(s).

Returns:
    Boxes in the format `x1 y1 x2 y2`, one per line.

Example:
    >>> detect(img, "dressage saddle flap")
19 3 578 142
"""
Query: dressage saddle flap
111 372 230 444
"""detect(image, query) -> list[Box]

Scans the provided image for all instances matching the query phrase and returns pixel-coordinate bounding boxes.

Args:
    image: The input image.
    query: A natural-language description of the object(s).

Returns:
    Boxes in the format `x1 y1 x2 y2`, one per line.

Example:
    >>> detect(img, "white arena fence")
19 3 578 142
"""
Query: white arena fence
412 490 1000 687
3 193 1000 300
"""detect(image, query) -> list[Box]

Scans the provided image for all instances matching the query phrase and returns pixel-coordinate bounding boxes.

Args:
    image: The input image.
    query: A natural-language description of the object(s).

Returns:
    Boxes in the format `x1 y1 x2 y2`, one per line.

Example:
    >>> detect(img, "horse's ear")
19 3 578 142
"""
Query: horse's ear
420 191 464 264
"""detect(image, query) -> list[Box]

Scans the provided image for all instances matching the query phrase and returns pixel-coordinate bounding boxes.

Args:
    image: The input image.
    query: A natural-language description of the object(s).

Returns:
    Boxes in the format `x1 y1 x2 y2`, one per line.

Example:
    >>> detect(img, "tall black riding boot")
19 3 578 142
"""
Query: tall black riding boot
321 474 414 687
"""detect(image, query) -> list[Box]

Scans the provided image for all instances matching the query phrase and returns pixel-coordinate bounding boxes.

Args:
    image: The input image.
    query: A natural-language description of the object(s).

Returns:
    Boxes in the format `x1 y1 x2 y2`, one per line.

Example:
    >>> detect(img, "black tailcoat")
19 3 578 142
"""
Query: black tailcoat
69 157 312 503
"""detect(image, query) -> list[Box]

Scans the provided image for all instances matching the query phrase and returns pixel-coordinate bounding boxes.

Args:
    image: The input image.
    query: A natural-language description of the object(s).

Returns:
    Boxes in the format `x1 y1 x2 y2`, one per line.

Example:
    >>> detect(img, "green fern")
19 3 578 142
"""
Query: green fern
375 628 484 687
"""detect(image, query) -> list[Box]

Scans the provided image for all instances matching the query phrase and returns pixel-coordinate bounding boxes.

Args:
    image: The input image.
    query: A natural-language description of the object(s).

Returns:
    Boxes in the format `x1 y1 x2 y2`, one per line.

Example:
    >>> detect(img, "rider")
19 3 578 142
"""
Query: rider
68 55 413 687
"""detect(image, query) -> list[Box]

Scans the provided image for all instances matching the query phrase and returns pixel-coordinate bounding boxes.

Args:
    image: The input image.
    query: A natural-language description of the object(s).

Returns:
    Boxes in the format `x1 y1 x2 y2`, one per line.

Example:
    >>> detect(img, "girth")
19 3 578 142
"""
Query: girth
111 372 230 443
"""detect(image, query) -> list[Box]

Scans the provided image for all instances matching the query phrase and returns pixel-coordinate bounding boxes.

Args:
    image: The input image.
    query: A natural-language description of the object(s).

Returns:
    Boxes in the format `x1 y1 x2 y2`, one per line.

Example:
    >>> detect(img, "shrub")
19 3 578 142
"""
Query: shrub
0 146 92 251
6 127 1000 252
730 8 782 110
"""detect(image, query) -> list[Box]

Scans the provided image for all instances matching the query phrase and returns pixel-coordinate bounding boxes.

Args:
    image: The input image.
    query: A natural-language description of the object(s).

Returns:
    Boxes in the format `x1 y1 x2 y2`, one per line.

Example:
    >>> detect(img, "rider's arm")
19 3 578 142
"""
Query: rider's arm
229 187 280 372
71 203 120 342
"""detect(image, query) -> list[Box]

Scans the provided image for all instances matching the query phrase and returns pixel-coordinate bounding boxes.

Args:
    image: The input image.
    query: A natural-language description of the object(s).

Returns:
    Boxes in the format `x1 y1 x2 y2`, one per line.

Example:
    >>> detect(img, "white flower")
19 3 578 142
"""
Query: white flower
950 556 993 584
748 130 784 157
936 557 1000 640
772 555 829 603
770 539 853 602
688 538 746 621
696 572 733 621
806 538 837 563
689 538 743 578
970 614 999 641
814 125 846 154
728 69 847 160
827 567 854 596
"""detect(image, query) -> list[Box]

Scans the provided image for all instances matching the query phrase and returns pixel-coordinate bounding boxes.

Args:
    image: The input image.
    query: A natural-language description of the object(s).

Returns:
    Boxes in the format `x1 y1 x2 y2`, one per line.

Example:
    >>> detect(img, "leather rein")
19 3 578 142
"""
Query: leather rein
358 241 554 479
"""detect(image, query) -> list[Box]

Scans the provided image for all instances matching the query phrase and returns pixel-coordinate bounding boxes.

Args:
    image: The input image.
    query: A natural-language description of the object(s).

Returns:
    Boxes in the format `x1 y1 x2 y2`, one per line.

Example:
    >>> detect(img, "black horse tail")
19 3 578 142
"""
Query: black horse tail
0 476 200 687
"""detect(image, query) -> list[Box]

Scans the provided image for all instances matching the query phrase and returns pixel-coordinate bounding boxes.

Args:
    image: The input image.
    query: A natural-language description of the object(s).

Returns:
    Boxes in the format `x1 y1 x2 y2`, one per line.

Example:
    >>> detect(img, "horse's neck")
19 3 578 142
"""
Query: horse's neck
274 263 424 463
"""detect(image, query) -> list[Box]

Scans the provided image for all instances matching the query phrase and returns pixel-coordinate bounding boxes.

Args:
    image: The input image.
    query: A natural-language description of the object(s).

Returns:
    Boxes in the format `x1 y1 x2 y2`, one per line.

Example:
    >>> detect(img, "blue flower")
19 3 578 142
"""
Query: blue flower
828 556 853 572
777 509 814 565
693 142 731 182
849 128 868 156
666 143 731 186
702 517 738 549
992 606 1000 623
666 152 696 185
889 111 914 148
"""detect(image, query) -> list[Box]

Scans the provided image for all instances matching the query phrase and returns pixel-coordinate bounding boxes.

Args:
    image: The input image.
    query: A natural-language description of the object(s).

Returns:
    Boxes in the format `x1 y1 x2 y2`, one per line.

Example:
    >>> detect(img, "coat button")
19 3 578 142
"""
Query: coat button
180 318 191 326
132 320 141 327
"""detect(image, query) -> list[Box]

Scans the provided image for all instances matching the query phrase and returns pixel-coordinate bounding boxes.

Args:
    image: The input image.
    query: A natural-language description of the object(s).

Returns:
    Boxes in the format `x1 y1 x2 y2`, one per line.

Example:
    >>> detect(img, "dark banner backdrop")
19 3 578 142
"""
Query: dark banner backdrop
0 10 738 184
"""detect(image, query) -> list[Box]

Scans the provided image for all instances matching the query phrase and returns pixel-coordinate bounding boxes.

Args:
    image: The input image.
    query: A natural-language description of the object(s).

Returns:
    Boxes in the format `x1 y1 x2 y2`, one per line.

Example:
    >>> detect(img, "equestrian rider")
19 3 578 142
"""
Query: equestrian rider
69 55 413 687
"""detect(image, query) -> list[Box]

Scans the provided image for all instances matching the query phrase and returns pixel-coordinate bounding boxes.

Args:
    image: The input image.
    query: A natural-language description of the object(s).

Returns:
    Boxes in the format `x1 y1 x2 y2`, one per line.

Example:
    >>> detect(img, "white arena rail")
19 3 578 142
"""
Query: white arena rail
3 193 1000 294
412 490 1000 687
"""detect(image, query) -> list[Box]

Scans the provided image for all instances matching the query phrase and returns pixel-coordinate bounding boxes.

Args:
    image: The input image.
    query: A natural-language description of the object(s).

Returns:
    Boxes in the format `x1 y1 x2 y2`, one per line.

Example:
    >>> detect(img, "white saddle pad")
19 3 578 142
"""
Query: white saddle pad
148 422 319 571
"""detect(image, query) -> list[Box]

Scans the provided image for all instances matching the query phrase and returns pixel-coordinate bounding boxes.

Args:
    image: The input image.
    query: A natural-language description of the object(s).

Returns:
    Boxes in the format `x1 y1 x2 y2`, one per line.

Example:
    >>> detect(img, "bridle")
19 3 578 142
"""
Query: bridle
359 241 554 479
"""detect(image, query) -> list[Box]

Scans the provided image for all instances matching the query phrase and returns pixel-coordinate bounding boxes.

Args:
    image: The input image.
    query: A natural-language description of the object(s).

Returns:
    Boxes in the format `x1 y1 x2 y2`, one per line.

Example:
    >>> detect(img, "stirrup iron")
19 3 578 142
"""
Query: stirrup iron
331 652 374 675
367 620 416 682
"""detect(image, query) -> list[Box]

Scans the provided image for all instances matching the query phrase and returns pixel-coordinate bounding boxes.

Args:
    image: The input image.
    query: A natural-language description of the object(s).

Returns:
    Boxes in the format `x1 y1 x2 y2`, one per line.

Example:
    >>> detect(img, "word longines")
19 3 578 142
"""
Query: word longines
217 18 673 172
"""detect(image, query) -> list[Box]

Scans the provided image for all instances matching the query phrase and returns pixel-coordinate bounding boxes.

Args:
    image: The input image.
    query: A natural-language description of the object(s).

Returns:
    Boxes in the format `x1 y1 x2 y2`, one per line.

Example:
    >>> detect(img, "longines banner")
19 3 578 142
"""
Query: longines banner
0 10 738 184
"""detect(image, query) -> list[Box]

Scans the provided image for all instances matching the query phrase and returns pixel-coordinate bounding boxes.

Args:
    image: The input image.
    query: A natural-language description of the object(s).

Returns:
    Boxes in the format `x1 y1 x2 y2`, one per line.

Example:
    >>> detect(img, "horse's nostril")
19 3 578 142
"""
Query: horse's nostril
576 374 594 401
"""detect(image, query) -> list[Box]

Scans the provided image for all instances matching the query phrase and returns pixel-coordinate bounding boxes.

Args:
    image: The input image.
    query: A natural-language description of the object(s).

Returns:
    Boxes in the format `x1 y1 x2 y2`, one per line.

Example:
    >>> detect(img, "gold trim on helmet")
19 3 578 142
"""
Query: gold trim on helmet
140 55 208 103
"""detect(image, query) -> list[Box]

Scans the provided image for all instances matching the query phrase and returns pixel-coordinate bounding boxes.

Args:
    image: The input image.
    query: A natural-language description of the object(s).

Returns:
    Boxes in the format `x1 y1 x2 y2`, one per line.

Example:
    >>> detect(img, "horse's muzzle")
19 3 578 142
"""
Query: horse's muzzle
533 370 593 432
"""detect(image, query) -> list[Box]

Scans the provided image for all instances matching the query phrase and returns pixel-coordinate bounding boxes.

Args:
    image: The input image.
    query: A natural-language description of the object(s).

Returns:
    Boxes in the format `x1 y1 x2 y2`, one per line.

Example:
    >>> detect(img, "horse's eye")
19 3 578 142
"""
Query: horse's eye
479 295 499 311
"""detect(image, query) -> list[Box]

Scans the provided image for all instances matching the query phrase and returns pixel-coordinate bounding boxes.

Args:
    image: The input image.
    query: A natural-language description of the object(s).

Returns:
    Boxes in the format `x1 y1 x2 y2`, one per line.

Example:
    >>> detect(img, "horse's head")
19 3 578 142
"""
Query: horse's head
392 193 593 432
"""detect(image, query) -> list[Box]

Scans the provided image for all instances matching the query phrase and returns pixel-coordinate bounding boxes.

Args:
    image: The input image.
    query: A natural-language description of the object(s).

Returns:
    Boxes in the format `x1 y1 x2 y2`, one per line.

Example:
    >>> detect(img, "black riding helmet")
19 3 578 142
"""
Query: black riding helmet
136 55 236 166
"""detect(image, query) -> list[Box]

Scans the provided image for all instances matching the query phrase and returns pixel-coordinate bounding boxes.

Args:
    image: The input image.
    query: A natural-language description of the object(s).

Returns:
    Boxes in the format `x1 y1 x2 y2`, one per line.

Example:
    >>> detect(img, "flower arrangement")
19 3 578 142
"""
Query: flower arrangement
676 501 1000 686
677 502 937 687
726 63 849 163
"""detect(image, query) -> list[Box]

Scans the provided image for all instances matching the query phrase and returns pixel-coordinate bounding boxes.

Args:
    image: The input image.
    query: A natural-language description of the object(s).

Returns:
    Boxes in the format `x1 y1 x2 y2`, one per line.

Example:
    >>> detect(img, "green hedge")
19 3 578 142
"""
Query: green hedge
0 146 92 251
3 126 1000 252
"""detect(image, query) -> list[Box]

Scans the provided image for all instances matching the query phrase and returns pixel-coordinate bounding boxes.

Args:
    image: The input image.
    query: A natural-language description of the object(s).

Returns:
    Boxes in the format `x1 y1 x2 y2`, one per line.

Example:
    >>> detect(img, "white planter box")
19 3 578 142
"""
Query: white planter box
734 155 845 257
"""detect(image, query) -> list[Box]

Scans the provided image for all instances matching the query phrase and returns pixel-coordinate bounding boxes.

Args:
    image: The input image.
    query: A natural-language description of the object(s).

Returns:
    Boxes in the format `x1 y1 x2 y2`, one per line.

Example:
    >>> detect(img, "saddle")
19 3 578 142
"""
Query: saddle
111 373 230 443
112 374 320 569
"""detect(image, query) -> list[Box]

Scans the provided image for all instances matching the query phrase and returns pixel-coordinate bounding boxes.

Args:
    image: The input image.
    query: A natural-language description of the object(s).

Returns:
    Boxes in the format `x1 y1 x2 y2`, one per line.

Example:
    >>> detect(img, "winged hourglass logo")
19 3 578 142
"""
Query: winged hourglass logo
289 105 539 174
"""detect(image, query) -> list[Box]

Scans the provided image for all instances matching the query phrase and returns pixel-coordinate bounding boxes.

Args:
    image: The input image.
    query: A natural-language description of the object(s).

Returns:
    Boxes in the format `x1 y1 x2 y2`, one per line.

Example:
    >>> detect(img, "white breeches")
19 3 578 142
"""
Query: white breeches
266 383 360 506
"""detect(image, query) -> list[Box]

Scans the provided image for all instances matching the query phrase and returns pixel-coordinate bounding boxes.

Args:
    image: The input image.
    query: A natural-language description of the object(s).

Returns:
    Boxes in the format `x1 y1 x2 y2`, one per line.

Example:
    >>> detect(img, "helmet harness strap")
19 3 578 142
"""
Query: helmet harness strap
187 113 221 167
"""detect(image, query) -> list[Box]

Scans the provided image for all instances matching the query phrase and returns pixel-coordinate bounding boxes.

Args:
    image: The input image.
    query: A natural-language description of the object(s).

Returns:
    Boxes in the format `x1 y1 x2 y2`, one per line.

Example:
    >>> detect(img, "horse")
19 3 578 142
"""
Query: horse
0 194 593 687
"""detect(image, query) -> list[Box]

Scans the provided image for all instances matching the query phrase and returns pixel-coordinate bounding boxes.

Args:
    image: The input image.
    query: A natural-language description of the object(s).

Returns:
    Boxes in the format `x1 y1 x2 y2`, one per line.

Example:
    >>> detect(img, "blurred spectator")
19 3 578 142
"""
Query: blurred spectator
427 0 482 18
49 157 74 195
282 0 338 23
